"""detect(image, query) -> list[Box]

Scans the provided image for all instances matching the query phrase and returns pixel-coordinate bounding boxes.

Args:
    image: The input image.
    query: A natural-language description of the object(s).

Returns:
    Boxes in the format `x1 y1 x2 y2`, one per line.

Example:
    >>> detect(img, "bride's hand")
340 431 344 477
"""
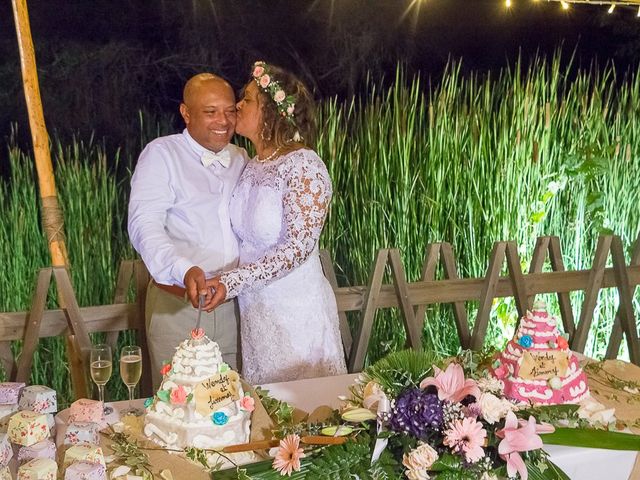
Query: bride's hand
204 276 227 312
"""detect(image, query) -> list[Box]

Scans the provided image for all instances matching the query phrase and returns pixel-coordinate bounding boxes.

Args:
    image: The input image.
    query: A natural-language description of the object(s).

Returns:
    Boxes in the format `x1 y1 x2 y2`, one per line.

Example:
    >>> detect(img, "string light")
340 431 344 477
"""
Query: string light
637 5 640 15
561 1 569 9
506 0 512 7
608 3 616 12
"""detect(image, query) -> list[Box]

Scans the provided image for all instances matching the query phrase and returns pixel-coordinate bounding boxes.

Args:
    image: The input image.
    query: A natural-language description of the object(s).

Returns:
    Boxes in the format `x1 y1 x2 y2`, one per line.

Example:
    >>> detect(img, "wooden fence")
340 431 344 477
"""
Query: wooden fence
1 234 639 399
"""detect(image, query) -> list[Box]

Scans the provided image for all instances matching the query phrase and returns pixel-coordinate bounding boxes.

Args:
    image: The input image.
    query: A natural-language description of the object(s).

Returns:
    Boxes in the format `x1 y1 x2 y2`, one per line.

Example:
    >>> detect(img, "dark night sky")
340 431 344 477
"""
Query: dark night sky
1 0 639 162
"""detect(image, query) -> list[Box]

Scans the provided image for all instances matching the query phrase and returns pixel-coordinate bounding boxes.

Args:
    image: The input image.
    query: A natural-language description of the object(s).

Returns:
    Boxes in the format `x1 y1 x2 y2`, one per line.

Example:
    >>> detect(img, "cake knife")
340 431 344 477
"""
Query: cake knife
195 292 205 332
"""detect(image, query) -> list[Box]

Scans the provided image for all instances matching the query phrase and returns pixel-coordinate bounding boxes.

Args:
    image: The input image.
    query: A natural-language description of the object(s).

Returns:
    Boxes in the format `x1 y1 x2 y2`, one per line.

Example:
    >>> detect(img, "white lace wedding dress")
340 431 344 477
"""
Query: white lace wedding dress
219 149 347 384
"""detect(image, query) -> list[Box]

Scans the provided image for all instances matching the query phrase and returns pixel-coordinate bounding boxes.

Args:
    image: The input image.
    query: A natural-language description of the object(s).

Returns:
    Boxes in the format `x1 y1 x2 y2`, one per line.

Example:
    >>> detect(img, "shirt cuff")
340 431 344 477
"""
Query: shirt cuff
170 258 196 287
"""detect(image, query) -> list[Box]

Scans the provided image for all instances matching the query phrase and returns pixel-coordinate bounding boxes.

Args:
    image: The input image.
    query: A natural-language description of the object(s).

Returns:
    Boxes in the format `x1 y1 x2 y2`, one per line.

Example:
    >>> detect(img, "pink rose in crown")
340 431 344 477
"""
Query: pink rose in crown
191 328 205 340
274 90 286 102
253 65 265 78
240 396 255 412
160 363 171 376
170 386 187 405
260 75 271 88
287 105 295 115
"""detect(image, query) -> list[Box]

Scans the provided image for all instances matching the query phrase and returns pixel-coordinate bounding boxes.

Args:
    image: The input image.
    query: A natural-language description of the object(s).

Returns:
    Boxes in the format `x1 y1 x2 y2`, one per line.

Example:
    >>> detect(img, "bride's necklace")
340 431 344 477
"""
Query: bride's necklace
256 146 283 163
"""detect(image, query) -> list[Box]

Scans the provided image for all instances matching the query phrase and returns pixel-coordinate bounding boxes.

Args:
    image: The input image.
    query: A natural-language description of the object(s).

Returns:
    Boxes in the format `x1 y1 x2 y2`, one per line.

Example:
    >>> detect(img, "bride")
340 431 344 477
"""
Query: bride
204 61 347 384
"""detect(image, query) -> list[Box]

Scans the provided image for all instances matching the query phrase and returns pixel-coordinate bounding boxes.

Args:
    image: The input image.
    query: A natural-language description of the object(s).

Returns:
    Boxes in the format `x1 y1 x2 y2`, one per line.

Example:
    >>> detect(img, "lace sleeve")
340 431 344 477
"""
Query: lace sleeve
220 151 332 299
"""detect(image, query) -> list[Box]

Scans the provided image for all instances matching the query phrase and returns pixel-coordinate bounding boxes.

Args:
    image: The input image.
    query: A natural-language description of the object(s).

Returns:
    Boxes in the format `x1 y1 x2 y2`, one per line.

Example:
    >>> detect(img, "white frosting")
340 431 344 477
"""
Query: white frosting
517 386 553 400
144 335 251 450
570 381 588 398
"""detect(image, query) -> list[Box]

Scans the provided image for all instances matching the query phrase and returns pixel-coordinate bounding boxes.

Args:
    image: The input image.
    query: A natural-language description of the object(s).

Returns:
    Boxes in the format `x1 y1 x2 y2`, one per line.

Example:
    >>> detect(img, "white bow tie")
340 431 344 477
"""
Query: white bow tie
201 149 231 168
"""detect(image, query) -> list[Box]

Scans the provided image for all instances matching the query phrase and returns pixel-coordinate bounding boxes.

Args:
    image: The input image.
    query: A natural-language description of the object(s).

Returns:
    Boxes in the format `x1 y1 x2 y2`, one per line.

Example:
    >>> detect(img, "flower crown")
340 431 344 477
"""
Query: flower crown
252 61 297 126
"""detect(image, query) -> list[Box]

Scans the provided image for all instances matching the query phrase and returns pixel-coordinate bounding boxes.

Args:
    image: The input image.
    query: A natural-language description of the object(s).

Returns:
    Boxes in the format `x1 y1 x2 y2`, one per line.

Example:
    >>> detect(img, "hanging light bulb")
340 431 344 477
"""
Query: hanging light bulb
506 0 512 7
637 5 640 17
560 1 569 9
608 3 616 13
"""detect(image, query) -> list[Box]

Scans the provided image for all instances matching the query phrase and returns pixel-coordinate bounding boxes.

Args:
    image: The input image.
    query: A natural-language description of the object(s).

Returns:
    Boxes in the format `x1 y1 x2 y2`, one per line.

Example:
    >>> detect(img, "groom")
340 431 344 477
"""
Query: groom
128 73 248 388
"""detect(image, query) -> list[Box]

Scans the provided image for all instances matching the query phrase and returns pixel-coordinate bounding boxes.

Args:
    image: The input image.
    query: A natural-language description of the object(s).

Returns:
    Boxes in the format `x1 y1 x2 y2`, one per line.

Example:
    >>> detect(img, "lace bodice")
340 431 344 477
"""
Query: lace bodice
220 149 332 299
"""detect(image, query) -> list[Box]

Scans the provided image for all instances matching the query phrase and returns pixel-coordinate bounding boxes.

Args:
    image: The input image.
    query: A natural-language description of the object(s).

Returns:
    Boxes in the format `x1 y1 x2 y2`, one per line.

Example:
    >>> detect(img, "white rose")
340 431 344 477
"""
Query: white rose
405 468 430 480
274 90 286 102
479 393 512 424
402 443 438 471
476 376 504 394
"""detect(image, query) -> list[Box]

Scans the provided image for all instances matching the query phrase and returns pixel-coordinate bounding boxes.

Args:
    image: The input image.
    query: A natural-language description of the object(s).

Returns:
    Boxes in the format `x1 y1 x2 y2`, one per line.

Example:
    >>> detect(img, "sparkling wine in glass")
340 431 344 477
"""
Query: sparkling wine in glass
90 344 113 415
120 345 143 416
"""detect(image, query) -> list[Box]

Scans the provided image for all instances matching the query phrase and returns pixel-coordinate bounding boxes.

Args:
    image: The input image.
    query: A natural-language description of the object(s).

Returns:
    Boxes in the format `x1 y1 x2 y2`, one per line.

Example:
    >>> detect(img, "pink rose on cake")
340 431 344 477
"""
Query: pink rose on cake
240 396 255 412
170 385 187 405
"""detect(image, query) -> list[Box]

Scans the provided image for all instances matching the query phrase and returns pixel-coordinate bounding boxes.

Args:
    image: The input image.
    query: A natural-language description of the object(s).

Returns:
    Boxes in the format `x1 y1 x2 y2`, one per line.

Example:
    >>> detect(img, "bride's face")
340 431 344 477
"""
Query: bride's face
235 82 263 141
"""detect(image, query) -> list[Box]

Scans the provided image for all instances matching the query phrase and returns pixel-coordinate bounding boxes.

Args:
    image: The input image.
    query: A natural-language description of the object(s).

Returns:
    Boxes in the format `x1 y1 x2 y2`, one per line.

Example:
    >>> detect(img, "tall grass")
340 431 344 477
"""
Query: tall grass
0 133 134 406
2 53 640 400
317 54 640 363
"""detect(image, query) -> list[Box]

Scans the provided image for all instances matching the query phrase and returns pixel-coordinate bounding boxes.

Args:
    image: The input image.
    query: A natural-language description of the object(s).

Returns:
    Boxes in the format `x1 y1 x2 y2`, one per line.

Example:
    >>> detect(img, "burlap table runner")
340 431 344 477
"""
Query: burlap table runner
584 360 640 480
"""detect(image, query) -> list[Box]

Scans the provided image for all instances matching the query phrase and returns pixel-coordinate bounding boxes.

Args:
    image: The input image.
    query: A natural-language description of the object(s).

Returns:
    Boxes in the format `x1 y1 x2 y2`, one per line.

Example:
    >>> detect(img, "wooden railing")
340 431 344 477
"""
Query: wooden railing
1 234 639 399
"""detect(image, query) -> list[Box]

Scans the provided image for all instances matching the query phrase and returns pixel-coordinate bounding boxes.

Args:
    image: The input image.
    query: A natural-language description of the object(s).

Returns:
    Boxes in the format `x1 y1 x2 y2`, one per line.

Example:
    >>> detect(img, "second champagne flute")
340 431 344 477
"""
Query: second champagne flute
120 345 143 416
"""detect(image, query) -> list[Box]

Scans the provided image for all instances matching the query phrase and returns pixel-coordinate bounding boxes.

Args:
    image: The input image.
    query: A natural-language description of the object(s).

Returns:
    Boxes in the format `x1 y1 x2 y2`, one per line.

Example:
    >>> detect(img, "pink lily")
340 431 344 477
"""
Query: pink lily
419 363 481 402
496 411 552 480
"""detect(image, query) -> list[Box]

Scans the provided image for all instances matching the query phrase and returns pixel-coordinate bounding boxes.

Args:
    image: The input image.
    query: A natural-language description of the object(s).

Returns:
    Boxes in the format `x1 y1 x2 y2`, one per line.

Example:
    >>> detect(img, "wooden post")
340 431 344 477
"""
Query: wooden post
11 0 88 398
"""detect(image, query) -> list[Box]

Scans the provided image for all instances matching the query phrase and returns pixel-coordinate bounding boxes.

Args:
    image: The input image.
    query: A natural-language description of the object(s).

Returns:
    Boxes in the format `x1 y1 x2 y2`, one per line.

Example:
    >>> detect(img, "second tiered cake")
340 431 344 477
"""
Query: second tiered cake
491 300 590 405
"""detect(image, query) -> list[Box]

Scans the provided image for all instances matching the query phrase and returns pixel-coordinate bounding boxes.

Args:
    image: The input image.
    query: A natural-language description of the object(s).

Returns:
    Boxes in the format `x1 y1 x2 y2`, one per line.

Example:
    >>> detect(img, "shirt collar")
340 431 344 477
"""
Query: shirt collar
183 128 230 159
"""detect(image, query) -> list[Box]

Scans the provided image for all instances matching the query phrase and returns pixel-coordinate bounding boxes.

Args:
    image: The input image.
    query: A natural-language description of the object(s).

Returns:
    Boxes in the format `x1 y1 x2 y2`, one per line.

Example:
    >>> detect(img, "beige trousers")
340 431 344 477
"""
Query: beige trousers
145 281 240 389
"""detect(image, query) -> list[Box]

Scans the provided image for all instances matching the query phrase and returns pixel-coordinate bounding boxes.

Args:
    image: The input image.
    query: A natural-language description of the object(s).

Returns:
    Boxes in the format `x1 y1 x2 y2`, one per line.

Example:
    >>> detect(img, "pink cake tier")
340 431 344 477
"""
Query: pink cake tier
491 300 590 405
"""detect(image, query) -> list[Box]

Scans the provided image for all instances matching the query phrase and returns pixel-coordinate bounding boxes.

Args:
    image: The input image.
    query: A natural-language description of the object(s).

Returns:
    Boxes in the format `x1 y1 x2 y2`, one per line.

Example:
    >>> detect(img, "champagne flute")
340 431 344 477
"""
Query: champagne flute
90 344 113 415
119 345 143 416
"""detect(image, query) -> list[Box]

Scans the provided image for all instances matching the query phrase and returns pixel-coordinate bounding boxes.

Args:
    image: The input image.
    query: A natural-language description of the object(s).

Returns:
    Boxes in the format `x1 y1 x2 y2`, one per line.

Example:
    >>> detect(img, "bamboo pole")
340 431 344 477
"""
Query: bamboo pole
11 0 88 398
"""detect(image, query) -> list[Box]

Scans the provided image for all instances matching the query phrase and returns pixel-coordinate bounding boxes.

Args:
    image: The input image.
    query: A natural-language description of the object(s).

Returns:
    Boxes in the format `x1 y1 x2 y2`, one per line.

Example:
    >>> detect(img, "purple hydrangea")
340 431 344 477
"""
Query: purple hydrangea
389 388 444 439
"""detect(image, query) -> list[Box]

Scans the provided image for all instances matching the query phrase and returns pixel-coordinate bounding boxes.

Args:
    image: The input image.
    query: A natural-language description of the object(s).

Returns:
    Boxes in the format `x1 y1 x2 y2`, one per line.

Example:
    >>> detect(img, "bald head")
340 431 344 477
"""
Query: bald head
183 74 233 107
180 73 237 152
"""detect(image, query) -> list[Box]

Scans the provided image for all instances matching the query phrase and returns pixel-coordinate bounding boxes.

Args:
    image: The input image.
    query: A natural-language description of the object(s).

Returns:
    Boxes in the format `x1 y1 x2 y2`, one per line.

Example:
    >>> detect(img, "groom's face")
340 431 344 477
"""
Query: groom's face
180 79 237 152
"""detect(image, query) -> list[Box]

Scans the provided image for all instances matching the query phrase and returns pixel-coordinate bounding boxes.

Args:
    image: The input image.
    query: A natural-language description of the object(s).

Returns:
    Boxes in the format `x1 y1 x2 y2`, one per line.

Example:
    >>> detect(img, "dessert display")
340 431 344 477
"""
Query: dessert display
18 386 57 414
63 444 105 469
63 422 100 446
68 399 106 429
491 299 590 405
16 438 57 465
64 461 106 480
144 328 253 449
17 457 57 480
0 382 25 404
8 411 50 446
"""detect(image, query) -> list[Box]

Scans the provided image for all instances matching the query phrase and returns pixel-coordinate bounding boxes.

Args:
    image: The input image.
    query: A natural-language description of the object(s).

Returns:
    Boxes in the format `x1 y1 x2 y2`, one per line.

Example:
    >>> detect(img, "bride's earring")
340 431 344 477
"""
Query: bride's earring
260 122 271 142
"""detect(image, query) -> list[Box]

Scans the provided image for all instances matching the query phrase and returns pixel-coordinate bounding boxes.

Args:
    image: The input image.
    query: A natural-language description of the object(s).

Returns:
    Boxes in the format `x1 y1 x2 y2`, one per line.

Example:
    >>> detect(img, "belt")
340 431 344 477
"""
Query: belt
152 280 187 300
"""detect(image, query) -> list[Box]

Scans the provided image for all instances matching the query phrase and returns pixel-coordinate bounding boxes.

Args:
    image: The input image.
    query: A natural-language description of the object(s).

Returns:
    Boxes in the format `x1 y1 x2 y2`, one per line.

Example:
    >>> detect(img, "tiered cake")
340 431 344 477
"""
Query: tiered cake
144 329 253 450
491 300 590 405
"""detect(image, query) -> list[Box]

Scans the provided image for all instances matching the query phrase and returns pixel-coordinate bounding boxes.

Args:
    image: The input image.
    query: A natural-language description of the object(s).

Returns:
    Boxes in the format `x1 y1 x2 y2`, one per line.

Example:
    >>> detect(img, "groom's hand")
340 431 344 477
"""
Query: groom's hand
204 276 227 312
183 266 208 308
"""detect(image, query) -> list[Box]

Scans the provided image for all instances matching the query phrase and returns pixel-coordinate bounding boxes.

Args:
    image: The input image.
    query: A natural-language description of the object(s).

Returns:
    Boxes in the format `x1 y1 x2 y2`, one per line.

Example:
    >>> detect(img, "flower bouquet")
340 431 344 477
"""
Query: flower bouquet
214 350 640 480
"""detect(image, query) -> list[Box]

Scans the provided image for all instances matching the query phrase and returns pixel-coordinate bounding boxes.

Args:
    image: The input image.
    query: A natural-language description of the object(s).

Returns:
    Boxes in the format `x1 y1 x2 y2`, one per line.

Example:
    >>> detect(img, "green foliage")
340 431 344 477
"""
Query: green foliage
213 437 402 480
362 349 439 396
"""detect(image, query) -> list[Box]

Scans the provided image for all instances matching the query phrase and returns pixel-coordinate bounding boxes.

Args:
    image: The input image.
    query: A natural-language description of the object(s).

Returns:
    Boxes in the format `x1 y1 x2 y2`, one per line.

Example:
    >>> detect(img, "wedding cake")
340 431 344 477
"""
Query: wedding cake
490 300 590 405
143 328 253 450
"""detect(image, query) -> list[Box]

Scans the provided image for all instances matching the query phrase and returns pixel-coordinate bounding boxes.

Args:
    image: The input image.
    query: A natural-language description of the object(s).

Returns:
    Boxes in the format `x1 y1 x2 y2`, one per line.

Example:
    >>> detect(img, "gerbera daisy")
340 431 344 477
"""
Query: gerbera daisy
443 417 487 463
272 434 306 476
